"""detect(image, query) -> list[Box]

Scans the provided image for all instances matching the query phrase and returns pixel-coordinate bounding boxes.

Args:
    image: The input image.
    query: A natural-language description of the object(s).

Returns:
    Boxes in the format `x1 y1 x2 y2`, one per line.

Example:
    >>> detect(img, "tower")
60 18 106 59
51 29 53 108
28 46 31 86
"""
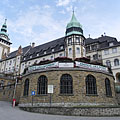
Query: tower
0 19 12 59
65 11 86 60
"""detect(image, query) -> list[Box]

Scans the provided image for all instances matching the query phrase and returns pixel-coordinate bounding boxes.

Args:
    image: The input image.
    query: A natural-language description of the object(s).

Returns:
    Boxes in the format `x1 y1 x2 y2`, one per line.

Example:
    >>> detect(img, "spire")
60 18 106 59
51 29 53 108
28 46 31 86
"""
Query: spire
0 19 9 41
66 11 83 36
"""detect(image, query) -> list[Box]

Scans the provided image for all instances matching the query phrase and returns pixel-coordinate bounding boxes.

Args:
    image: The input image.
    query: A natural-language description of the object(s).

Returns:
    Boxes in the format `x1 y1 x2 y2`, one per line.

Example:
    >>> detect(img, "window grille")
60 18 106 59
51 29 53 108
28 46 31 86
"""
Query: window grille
86 75 97 95
37 75 47 95
23 79 29 96
105 78 112 96
60 74 73 94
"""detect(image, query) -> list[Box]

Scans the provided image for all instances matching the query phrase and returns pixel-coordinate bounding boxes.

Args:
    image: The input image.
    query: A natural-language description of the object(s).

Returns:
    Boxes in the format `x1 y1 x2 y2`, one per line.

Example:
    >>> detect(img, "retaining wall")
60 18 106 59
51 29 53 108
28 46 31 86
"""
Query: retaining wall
20 106 120 116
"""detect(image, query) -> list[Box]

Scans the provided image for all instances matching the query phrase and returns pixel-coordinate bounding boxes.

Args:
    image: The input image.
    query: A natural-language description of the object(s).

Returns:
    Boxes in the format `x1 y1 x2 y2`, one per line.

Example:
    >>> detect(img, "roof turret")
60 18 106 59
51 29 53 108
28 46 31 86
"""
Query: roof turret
0 19 9 40
66 11 83 36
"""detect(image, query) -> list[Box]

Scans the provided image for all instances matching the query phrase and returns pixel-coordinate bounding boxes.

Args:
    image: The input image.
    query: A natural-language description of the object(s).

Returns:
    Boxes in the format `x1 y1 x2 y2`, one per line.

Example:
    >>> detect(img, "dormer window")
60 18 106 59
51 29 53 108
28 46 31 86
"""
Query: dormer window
60 46 63 49
30 55 32 58
37 53 39 56
52 49 54 52
109 42 114 46
44 51 46 54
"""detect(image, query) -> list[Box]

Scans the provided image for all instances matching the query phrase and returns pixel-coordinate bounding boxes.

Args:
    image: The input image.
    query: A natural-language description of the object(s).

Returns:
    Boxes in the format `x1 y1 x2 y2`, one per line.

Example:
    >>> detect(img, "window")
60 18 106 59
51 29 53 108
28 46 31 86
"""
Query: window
37 53 39 56
104 50 109 55
37 75 47 95
76 37 80 43
60 46 63 49
23 79 29 96
86 46 90 52
114 59 119 66
9 60 12 65
91 44 97 51
69 48 72 54
93 54 98 60
52 49 54 52
7 82 11 89
109 42 114 46
118 74 120 82
30 55 32 58
112 48 117 53
76 47 80 54
86 75 97 95
35 60 38 64
105 78 112 96
106 60 111 67
59 53 63 57
68 38 72 44
60 74 73 94
51 56 54 60
44 51 46 54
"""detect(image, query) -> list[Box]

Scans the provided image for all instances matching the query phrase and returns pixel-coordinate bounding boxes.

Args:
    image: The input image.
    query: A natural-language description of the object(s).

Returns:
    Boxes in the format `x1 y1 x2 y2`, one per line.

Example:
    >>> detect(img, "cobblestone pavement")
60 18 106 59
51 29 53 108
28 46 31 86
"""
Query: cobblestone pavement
0 101 120 120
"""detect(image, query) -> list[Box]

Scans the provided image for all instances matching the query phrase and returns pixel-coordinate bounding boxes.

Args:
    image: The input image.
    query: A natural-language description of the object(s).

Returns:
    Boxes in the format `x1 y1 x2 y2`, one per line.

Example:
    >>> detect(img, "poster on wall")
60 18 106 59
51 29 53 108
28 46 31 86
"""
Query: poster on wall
48 85 54 94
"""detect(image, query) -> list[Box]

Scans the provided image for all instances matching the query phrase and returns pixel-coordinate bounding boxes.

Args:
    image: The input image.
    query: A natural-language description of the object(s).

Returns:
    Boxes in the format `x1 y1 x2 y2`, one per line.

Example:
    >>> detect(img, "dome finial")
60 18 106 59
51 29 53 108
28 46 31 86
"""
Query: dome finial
72 6 74 14
4 19 7 24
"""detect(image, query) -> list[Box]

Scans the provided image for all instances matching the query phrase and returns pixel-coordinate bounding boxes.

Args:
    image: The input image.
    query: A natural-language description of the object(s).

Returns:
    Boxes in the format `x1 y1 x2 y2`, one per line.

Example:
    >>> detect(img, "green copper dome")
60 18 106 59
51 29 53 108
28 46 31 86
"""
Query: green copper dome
66 12 82 29
0 19 8 37
66 12 83 36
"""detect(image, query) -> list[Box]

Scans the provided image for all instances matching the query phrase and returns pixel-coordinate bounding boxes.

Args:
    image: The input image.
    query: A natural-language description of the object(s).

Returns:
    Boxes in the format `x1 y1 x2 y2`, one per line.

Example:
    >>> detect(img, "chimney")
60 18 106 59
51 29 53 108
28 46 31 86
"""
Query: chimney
32 42 35 48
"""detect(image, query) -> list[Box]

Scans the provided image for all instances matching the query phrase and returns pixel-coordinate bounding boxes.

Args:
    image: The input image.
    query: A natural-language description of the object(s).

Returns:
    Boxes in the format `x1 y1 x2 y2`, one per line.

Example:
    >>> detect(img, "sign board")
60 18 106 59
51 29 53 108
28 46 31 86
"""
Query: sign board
59 62 74 68
75 61 108 72
28 62 59 71
48 85 54 93
31 91 35 96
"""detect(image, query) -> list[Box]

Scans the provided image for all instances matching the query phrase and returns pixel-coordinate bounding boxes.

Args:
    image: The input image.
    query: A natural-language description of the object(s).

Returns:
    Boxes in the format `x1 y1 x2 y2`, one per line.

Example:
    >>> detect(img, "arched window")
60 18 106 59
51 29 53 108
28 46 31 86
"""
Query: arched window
105 78 112 96
60 74 73 94
76 47 80 54
118 74 120 82
37 75 47 95
106 60 111 67
114 59 119 66
86 75 97 95
24 79 29 96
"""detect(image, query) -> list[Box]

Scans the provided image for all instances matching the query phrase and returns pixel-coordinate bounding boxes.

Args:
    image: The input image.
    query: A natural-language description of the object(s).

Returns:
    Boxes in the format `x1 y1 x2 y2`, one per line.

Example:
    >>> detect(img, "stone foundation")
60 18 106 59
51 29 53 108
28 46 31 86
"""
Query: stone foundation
20 106 120 116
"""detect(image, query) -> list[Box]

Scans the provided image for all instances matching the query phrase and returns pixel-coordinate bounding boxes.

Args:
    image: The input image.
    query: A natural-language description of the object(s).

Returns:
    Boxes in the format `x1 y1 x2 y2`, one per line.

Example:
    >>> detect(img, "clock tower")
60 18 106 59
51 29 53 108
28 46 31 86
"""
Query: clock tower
0 19 12 59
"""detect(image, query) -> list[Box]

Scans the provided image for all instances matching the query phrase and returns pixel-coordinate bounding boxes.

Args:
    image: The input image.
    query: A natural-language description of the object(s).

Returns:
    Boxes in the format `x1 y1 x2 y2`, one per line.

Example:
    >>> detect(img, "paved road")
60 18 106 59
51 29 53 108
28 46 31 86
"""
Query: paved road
0 101 120 120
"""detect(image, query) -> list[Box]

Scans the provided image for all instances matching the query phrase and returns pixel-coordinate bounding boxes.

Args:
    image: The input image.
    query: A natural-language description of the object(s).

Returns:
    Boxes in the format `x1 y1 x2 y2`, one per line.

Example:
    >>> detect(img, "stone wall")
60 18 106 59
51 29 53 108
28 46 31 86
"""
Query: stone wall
19 68 118 106
20 106 120 116
116 93 120 104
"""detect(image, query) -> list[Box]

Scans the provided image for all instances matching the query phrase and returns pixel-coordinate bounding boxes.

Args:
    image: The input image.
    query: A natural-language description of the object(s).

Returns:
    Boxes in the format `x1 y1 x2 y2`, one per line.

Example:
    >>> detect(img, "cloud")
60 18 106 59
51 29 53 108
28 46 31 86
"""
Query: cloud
8 5 66 47
44 5 50 9
56 0 71 6
10 46 18 52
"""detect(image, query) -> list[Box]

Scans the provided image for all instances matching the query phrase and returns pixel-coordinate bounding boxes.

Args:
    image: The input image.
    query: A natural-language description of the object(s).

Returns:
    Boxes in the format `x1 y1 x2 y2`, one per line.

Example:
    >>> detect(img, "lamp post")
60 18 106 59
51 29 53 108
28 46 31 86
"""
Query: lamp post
12 70 18 107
